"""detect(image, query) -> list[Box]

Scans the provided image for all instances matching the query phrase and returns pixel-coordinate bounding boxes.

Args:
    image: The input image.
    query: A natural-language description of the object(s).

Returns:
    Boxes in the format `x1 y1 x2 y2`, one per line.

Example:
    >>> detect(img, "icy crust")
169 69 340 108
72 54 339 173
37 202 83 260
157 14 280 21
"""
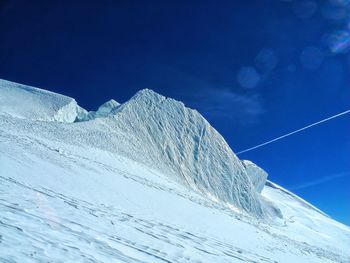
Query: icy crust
0 79 84 122
242 160 268 193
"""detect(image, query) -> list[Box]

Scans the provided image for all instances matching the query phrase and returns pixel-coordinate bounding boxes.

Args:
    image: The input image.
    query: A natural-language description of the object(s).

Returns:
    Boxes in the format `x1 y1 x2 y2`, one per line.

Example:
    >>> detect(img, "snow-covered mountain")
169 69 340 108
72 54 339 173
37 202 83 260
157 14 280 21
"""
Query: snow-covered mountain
0 79 349 263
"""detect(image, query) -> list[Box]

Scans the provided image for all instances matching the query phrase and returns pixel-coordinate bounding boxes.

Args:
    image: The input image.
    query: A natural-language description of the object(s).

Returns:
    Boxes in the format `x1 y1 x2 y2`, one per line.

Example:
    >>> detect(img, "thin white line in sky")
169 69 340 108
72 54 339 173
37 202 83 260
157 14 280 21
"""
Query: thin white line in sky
288 172 348 191
236 109 350 155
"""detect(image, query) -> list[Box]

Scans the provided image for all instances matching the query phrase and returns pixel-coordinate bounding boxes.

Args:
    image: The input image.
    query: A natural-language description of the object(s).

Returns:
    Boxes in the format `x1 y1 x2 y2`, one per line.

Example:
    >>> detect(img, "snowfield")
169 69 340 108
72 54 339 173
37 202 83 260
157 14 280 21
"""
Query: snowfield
0 79 349 262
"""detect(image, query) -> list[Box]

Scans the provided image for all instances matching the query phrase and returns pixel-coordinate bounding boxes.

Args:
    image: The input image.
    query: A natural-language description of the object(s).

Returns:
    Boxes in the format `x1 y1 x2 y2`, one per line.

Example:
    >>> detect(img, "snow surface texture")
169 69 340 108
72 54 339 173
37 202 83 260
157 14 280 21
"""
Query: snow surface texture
0 79 349 263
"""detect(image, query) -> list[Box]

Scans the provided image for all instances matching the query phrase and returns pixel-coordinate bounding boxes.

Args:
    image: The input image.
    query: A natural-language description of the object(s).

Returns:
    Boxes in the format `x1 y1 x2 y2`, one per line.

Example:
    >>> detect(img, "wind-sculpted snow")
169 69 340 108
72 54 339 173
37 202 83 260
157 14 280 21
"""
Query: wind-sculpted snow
242 160 268 193
0 81 276 217
1 79 349 262
102 89 279 218
0 82 276 217
0 79 85 122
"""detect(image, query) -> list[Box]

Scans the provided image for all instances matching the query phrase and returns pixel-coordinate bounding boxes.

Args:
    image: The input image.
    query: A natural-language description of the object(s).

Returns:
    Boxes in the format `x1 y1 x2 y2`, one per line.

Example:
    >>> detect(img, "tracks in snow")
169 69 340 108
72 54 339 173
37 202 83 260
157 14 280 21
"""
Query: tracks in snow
0 176 277 263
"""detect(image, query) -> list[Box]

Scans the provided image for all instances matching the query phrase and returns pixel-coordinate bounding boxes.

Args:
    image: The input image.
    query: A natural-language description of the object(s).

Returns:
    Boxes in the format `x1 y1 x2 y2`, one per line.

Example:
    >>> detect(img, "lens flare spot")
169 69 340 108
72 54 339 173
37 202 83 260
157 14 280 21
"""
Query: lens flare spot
237 67 260 89
255 48 278 74
326 30 350 54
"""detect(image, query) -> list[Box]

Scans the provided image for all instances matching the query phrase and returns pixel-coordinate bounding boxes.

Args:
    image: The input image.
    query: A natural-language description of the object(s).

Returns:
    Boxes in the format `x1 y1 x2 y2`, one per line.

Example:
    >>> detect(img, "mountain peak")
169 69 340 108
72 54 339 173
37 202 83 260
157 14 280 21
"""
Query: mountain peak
96 99 120 116
131 88 166 104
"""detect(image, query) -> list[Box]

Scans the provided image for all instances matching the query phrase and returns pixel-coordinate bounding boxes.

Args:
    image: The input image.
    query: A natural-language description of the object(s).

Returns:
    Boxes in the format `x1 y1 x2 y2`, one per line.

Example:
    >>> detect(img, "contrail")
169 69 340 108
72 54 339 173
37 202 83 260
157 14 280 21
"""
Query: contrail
236 109 350 155
288 172 348 191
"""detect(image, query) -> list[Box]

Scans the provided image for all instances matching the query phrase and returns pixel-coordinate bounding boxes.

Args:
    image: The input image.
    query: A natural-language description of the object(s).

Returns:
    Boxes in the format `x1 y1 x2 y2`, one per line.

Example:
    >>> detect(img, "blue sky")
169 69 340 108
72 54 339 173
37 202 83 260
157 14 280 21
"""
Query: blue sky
0 0 349 224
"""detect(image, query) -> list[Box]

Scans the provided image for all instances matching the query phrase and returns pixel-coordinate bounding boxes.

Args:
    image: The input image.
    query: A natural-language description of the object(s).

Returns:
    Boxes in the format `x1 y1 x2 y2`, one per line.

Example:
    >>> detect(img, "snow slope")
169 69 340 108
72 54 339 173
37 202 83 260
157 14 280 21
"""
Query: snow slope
0 79 349 263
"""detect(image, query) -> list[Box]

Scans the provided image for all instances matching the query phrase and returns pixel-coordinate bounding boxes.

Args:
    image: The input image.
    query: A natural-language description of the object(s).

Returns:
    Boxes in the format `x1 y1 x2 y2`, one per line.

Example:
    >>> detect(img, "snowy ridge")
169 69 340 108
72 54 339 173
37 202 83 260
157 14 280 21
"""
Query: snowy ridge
0 79 86 122
0 79 349 262
265 180 328 217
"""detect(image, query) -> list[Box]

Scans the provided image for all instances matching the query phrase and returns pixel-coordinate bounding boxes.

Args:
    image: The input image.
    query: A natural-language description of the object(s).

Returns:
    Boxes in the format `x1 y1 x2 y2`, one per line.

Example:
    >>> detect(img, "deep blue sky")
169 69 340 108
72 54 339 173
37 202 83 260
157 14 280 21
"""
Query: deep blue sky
0 0 349 224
